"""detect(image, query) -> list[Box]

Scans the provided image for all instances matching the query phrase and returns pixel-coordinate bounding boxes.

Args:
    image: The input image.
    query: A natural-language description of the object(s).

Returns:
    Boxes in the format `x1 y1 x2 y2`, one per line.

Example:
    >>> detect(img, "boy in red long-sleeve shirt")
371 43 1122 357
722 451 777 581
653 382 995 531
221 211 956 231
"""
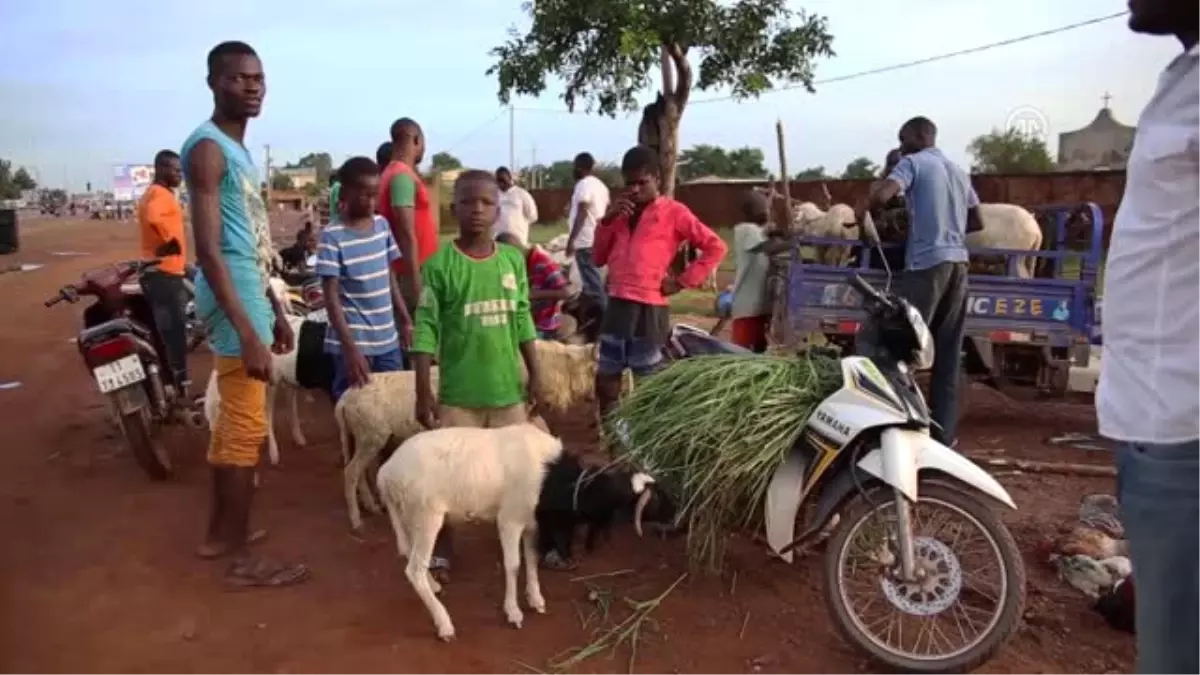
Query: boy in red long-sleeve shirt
592 145 728 428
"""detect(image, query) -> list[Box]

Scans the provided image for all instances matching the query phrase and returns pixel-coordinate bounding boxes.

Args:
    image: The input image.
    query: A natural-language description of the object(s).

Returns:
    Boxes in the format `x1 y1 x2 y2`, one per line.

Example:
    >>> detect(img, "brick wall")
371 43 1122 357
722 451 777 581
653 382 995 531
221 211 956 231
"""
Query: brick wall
529 170 1126 242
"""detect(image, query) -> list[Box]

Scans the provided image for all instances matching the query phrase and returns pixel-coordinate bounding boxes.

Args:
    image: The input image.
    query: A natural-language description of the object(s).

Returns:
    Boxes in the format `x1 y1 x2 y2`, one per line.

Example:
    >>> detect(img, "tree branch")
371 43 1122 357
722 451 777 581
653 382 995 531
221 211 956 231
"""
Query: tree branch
666 42 692 111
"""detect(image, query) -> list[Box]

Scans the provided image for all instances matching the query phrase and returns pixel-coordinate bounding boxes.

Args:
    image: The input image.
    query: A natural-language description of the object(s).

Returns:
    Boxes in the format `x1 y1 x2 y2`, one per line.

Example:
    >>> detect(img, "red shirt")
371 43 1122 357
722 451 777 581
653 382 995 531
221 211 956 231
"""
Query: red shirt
526 246 568 332
378 160 439 275
593 197 727 306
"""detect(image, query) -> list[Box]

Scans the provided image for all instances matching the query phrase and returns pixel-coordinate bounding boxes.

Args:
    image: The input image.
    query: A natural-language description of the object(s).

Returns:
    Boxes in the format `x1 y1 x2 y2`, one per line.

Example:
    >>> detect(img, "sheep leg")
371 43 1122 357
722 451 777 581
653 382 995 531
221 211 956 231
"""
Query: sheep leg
288 385 307 446
382 495 411 559
343 432 385 530
265 382 281 465
521 527 546 614
405 511 454 640
499 521 525 628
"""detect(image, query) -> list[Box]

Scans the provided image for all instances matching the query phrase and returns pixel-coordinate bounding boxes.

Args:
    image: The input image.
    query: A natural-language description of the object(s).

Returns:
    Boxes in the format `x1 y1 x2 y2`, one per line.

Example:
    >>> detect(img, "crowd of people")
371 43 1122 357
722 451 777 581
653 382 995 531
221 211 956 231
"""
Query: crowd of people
125 0 1198 667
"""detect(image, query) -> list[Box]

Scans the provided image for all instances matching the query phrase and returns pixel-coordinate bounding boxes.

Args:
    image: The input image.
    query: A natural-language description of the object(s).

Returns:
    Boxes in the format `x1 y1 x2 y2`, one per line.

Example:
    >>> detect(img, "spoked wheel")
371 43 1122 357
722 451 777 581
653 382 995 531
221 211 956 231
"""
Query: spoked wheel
822 482 1025 673
119 407 173 481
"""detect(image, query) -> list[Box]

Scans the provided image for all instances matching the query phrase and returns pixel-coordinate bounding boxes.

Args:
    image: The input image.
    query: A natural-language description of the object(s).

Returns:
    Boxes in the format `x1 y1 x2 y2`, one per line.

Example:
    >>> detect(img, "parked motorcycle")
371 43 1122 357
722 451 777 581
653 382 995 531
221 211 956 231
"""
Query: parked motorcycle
47 257 204 480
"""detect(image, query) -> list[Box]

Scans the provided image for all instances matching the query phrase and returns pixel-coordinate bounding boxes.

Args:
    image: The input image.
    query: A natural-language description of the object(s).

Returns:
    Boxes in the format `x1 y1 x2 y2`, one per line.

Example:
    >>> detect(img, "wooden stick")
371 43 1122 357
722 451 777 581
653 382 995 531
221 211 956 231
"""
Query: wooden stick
965 454 1116 477
772 119 795 347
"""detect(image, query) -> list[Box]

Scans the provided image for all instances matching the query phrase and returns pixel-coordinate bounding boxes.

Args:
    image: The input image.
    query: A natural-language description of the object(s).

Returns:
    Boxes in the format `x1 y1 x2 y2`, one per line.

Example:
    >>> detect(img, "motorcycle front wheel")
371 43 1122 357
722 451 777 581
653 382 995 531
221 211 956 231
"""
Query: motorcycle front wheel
822 481 1025 673
118 407 173 481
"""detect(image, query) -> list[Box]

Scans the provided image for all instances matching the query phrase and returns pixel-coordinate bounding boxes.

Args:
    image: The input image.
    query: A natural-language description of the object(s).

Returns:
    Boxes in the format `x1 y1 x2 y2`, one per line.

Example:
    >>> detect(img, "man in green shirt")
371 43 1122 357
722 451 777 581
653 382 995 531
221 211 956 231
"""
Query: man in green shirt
411 169 546 576
327 175 340 224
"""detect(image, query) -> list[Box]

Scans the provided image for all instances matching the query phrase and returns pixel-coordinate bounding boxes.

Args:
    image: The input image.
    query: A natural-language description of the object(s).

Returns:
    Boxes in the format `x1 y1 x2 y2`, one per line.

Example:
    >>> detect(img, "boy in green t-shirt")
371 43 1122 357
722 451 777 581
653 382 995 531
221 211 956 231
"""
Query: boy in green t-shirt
410 169 546 576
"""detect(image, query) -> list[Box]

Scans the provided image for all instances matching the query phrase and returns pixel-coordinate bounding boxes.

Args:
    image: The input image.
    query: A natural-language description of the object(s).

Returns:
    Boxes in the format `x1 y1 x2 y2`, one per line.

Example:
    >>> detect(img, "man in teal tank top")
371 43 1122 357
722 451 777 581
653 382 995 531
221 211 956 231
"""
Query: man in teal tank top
185 40 308 589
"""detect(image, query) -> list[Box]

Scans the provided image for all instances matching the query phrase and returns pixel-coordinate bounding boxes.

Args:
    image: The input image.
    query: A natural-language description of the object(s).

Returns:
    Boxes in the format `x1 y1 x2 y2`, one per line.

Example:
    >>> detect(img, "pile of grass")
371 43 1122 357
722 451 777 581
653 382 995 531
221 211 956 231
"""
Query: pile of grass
606 353 844 573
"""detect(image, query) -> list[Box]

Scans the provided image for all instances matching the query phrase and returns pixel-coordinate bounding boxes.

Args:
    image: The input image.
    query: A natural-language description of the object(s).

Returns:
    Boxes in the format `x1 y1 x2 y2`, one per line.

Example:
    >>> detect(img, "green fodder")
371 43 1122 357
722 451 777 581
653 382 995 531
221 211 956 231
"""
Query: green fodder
605 353 844 573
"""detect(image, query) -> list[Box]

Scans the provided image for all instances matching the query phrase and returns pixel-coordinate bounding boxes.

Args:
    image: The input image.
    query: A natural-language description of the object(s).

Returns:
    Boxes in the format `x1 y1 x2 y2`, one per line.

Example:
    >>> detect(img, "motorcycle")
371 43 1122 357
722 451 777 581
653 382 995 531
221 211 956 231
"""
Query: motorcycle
760 214 1024 673
47 257 204 480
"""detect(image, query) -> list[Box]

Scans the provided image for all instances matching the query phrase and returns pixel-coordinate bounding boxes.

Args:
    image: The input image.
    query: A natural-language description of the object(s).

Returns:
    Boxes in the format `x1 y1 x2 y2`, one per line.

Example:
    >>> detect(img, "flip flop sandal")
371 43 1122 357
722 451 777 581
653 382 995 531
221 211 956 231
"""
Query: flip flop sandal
195 529 269 560
429 557 451 584
225 558 310 589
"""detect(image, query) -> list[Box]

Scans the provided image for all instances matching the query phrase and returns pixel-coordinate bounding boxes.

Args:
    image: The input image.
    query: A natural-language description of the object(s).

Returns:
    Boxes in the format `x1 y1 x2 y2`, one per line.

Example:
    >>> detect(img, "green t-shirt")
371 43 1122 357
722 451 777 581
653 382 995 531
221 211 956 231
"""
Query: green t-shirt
389 173 416 208
411 242 538 408
328 181 341 221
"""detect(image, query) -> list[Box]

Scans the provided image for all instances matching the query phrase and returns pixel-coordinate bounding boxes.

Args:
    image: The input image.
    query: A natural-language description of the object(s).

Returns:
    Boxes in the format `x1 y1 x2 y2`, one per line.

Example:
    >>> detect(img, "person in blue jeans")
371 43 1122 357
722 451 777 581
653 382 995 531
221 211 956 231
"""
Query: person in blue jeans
1098 2 1198 672
316 156 413 401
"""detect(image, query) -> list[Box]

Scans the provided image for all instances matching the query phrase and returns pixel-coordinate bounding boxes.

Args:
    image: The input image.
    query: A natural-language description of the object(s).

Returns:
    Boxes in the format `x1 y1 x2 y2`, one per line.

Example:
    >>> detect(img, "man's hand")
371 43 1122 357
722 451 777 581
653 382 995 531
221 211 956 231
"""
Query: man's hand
398 317 413 349
272 314 294 355
344 346 371 389
415 390 440 430
565 242 576 258
526 377 546 421
241 337 274 382
605 197 634 221
661 276 682 296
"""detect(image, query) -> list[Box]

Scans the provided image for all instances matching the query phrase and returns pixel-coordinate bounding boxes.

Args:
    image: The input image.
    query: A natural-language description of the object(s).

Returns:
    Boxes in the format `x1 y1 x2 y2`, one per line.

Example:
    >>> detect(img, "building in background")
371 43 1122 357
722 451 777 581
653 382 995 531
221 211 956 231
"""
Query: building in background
271 166 318 190
1057 98 1136 171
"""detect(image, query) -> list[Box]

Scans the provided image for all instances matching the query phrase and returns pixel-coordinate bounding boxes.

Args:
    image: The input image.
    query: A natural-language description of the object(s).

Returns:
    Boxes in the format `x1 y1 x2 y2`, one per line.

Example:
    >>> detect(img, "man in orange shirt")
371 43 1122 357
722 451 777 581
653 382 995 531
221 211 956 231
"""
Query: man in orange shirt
138 149 192 397
378 118 439 312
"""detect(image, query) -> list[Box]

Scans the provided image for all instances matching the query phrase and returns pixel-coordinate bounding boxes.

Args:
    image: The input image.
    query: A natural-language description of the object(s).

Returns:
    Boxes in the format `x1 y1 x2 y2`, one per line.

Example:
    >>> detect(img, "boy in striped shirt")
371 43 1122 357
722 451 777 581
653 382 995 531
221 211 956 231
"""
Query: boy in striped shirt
316 157 413 401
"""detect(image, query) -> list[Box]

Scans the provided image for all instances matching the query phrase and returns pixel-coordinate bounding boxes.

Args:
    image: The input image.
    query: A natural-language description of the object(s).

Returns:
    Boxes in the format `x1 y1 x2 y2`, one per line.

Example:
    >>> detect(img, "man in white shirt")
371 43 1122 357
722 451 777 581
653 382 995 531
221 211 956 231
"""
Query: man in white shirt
565 152 611 310
494 166 538 246
1098 2 1198 672
729 190 789 352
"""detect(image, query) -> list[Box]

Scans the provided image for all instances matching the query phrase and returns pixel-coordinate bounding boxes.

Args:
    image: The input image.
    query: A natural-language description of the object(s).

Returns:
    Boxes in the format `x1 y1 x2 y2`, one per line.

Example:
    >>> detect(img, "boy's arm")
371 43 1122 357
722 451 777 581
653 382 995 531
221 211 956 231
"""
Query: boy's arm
523 188 539 224
529 259 570 301
409 263 439 357
385 230 413 339
673 205 728 289
188 139 257 344
143 192 178 256
591 216 616 267
871 155 914 208
315 234 358 356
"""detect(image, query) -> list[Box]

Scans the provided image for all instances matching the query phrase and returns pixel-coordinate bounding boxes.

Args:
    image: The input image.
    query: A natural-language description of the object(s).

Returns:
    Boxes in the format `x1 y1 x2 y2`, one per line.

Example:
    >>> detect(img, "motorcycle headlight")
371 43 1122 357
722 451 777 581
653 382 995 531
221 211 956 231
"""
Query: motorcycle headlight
903 301 936 370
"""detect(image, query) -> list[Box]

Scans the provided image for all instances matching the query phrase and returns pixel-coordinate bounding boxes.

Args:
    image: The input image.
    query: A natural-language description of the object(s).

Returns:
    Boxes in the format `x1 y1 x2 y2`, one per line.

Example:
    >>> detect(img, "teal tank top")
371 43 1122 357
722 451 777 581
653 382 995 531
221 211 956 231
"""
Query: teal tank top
182 120 275 357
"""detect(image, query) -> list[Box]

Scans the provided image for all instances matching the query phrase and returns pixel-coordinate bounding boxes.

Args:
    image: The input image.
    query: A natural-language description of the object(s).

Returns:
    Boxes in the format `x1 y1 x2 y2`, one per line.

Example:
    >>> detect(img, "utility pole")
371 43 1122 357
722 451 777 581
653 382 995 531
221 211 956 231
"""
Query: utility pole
508 104 516 174
531 143 538 189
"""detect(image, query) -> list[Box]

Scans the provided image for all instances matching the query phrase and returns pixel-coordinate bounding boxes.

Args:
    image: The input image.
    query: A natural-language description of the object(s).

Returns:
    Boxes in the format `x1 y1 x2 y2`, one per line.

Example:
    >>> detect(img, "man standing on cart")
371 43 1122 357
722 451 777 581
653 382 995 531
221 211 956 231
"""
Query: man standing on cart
869 116 979 447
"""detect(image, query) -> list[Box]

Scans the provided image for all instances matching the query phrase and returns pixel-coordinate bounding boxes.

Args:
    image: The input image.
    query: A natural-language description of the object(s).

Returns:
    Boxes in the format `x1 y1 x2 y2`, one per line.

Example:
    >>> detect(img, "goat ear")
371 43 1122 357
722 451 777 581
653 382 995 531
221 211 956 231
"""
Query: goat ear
630 472 656 495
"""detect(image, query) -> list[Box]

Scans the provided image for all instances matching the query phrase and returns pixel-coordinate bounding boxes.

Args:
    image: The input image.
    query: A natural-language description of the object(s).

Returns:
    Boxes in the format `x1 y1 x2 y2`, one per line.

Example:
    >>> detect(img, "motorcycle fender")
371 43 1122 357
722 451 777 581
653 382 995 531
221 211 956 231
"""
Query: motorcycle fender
111 383 149 416
856 428 1017 510
764 448 808 563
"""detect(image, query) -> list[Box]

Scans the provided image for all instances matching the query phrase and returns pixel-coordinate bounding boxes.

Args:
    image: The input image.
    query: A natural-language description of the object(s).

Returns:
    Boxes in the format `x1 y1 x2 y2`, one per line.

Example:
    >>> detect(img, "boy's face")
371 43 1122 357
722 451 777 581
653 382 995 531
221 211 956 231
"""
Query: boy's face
622 169 659 205
343 174 380 218
454 178 499 235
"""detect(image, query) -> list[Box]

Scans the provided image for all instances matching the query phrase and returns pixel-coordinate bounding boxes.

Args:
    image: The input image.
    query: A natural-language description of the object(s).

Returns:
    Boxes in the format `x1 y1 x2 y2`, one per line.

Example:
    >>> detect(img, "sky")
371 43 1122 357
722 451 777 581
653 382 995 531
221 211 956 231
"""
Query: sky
0 0 1184 192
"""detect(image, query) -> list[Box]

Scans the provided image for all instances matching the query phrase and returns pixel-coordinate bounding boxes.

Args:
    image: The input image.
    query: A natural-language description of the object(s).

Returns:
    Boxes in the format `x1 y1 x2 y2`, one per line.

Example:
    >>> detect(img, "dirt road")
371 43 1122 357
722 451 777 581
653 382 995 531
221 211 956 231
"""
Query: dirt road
0 218 1132 673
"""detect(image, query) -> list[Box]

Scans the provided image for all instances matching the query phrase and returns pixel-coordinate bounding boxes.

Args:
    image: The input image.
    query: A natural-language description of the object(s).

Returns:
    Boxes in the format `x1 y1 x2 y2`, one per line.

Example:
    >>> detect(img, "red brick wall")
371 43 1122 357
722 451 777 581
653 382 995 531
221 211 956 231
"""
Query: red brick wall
529 170 1126 242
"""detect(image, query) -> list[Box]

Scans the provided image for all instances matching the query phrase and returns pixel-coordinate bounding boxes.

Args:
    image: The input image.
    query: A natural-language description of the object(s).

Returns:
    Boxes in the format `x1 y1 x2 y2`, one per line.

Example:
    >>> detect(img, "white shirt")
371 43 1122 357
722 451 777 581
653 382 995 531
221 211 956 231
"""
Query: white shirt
730 222 771 318
495 184 538 246
1098 44 1199 444
566 175 610 249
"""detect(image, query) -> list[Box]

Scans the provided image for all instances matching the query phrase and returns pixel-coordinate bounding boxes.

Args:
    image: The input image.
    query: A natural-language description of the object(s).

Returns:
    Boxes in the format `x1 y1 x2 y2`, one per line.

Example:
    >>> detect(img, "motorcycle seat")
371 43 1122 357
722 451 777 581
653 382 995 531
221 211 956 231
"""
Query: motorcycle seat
80 317 151 347
668 323 752 356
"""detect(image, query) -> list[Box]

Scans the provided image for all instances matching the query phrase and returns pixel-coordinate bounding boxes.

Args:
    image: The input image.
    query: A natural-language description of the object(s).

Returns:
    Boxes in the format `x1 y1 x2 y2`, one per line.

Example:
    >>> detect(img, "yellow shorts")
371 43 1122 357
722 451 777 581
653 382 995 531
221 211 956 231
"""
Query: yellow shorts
208 356 267 468
440 404 547 432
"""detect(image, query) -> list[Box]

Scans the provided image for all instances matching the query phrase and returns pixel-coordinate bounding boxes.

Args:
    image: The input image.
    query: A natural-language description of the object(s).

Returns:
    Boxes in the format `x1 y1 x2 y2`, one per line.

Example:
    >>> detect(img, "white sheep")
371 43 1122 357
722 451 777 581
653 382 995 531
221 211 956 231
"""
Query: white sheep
792 203 860 266
337 340 602 530
966 203 1044 278
375 423 563 641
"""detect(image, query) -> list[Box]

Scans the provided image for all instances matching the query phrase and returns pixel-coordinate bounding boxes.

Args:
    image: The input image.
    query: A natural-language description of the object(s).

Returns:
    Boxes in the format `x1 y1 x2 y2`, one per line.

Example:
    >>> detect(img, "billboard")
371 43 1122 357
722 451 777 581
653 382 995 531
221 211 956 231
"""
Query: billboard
112 164 154 202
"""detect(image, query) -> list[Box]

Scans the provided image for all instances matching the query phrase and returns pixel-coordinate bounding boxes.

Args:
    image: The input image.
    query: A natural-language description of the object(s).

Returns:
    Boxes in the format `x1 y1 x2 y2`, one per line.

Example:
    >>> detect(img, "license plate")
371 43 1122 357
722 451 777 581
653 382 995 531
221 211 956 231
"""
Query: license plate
306 308 328 323
93 354 146 394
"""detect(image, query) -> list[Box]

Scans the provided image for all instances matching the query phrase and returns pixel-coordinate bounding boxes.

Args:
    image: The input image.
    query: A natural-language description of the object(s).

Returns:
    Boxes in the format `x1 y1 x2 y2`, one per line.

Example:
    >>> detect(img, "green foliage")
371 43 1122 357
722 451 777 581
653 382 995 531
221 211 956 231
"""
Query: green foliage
488 0 834 116
270 173 295 191
430 152 463 173
840 156 879 180
12 167 36 191
793 166 829 181
287 152 334 184
520 160 621 189
0 159 38 199
678 144 769 181
967 128 1055 174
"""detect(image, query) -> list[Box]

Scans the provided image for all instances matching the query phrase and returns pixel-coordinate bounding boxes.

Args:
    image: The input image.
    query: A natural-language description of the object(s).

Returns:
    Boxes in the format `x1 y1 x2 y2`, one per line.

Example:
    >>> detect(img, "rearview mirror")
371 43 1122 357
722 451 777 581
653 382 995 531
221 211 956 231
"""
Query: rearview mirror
860 211 882 248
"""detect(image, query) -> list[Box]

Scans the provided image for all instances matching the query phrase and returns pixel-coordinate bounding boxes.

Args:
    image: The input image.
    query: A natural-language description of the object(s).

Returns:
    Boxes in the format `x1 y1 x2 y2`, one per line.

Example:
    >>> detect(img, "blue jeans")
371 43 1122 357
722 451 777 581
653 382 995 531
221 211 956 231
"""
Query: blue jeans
574 248 607 311
330 347 406 401
1115 439 1199 674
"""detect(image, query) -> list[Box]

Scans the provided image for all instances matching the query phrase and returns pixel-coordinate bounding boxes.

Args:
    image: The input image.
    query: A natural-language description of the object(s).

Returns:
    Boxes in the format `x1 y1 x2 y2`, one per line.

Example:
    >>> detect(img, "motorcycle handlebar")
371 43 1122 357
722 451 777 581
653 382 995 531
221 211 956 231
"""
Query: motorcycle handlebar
849 274 896 311
44 290 68 307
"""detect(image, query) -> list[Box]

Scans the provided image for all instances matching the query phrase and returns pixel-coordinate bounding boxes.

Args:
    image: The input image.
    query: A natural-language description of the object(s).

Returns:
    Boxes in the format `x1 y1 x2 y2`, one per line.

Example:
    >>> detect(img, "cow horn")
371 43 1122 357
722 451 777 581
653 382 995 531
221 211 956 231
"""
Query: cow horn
633 487 653 538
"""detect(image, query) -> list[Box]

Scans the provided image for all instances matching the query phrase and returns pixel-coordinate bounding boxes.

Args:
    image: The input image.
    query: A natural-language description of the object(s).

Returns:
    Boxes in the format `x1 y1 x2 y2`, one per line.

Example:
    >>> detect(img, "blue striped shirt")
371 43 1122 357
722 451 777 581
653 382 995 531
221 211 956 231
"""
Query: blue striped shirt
315 216 402 355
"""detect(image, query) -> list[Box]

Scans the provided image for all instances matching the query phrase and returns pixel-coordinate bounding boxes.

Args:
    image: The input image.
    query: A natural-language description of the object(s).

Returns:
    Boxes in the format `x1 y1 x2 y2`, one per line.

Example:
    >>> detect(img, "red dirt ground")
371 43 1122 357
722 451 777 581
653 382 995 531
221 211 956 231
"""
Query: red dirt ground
0 217 1132 673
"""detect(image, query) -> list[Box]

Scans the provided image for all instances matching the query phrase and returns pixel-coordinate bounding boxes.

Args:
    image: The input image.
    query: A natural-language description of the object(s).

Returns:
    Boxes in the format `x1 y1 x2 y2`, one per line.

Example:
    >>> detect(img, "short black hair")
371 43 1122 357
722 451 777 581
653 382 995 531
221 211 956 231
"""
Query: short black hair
154 149 180 167
573 152 595 172
621 145 659 175
454 169 497 193
495 166 511 176
206 41 258 78
389 118 421 144
336 156 380 187
901 116 937 138
375 141 393 167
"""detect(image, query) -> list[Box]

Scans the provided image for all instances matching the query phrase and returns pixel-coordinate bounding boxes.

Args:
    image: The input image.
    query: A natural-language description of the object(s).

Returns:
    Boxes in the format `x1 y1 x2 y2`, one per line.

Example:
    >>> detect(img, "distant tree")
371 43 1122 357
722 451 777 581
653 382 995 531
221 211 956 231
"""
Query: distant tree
967 128 1055 174
287 152 334 184
431 152 463 173
0 158 37 199
840 157 879 180
521 159 621 190
489 0 834 195
678 144 768 182
270 173 295 191
12 167 36 191
793 166 829 181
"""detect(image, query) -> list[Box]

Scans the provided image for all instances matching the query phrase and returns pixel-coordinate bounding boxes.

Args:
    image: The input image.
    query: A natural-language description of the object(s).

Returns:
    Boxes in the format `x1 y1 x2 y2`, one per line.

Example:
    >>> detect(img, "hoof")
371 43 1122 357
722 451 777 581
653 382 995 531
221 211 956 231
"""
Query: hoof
506 610 524 629
437 632 455 643
293 435 308 447
430 580 443 595
528 595 546 614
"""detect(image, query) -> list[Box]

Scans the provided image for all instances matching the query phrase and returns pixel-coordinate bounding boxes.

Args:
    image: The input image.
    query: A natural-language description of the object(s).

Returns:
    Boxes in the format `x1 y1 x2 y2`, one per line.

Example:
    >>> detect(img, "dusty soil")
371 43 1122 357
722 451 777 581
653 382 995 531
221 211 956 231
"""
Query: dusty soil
0 217 1132 673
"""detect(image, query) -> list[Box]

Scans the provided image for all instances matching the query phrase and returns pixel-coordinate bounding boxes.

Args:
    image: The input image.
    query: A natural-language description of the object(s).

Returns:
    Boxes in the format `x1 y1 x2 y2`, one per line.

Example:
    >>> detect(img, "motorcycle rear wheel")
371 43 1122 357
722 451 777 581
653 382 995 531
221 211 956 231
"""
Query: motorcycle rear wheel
119 408 172 480
822 481 1024 673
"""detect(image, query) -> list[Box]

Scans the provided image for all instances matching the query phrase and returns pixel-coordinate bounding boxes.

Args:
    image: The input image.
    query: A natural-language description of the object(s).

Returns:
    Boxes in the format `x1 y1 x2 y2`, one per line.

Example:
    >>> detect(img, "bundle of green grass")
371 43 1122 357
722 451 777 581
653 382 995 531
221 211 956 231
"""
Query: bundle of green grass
606 352 844 573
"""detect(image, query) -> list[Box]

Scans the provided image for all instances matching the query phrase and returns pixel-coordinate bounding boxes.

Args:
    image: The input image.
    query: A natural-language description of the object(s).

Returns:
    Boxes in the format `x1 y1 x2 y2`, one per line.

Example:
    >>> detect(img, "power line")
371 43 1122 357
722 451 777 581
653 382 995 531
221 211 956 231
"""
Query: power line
441 108 510 153
512 11 1128 114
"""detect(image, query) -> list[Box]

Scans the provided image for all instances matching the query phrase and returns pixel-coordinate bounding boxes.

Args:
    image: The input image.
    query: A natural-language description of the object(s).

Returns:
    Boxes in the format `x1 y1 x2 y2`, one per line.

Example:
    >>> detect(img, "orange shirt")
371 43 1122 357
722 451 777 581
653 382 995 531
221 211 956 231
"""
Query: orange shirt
137 184 186 276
